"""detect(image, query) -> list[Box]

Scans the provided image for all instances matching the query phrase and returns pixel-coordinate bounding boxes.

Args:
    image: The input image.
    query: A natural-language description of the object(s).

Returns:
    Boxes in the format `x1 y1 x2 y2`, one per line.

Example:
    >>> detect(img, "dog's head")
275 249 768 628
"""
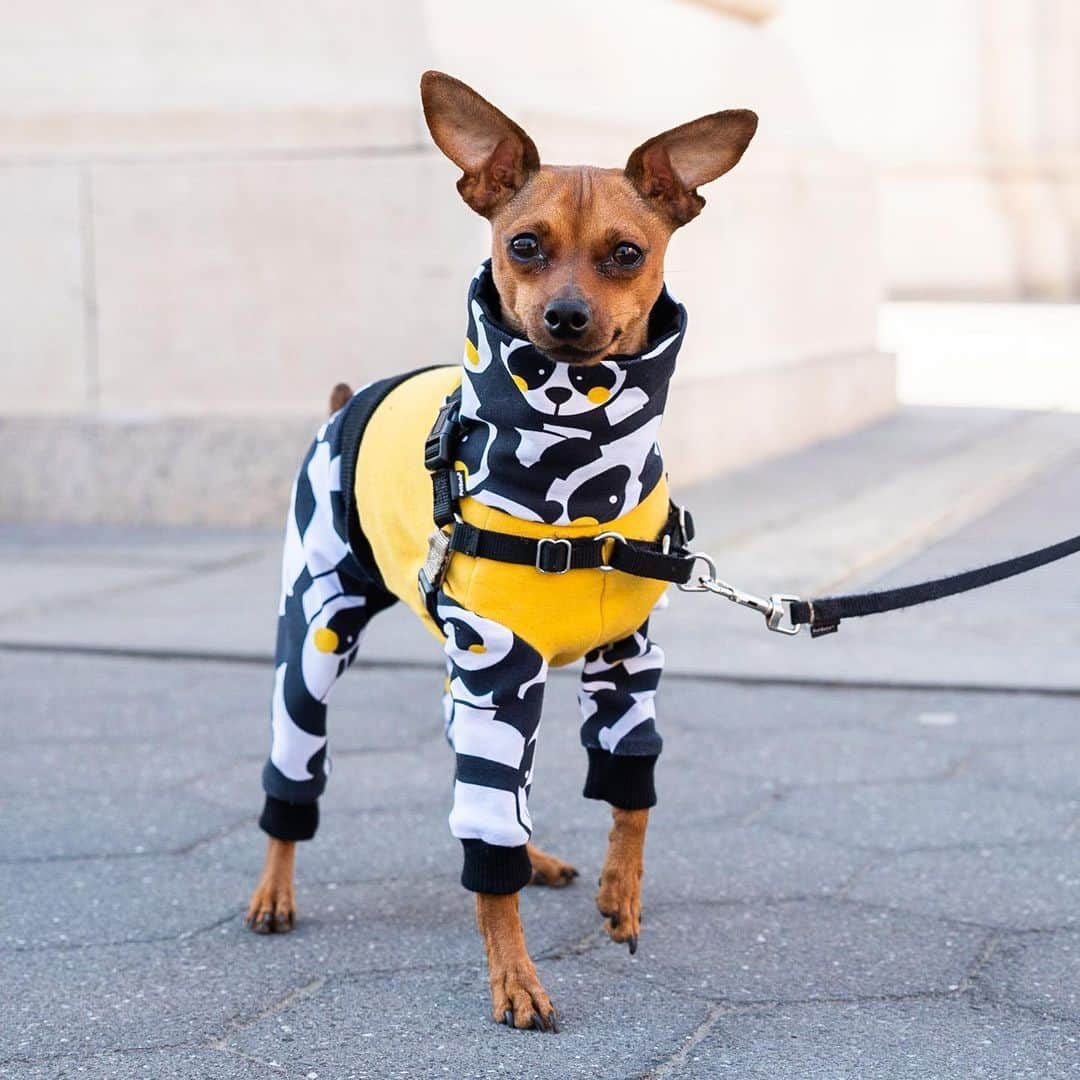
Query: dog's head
421 70 757 367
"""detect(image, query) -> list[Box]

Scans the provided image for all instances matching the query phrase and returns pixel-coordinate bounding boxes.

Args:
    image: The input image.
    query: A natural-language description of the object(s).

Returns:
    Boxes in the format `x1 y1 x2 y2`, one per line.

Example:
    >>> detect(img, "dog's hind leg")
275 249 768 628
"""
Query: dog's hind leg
525 843 578 888
578 622 664 954
247 408 397 933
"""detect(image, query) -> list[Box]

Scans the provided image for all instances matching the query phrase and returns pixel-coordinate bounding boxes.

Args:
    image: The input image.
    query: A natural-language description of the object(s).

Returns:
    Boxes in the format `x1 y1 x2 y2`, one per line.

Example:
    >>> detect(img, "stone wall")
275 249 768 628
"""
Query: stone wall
0 0 894 525
776 0 1080 300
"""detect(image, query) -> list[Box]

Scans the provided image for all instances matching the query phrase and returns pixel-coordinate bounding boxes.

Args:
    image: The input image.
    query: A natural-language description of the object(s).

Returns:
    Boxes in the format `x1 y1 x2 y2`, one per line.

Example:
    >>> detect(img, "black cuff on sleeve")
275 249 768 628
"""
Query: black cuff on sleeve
259 794 319 841
460 839 532 894
583 748 659 809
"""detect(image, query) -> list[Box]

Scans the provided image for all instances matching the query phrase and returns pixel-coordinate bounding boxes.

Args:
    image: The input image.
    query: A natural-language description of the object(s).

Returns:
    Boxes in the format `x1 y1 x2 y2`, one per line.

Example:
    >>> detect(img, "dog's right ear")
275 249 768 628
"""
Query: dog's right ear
420 71 540 218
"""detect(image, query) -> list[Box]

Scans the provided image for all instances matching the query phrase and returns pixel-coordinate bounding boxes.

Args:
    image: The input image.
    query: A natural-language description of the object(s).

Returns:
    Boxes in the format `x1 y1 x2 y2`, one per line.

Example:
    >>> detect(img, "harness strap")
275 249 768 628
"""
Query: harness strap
446 517 696 584
337 365 445 588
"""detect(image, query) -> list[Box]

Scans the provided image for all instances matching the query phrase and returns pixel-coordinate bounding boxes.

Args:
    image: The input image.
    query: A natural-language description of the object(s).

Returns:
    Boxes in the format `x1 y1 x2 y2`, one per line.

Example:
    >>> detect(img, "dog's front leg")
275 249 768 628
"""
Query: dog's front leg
578 621 664 954
245 836 296 933
437 593 556 1029
475 892 558 1031
597 807 648 953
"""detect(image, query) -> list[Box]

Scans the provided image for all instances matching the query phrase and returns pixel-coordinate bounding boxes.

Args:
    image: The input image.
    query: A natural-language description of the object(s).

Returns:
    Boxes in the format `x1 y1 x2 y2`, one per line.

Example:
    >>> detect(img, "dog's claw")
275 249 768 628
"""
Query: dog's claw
546 1011 560 1033
628 933 639 956
532 1015 544 1032
251 911 274 935
503 1010 514 1028
610 914 619 929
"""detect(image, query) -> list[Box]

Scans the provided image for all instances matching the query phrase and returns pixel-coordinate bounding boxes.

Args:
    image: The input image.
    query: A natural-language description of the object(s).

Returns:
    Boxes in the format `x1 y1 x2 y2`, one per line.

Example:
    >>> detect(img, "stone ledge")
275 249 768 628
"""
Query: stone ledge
0 349 894 527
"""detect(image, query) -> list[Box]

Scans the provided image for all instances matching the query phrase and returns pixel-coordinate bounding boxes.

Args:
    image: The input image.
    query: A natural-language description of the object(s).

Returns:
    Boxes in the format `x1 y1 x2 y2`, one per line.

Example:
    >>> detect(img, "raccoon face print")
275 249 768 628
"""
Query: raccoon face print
504 342 627 418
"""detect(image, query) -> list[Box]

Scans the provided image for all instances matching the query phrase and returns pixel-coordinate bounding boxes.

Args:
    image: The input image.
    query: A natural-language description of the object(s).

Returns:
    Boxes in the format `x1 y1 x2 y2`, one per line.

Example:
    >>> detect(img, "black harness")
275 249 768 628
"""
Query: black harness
417 387 699 610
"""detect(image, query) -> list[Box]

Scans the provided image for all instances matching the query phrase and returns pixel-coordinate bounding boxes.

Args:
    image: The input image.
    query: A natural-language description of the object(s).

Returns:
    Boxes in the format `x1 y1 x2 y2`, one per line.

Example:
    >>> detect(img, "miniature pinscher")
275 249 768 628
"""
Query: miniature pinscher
245 71 757 1032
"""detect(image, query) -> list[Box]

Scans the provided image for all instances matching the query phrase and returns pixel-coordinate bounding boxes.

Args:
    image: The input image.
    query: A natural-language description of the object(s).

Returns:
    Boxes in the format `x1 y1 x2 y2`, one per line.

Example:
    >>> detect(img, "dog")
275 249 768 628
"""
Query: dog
245 71 757 1032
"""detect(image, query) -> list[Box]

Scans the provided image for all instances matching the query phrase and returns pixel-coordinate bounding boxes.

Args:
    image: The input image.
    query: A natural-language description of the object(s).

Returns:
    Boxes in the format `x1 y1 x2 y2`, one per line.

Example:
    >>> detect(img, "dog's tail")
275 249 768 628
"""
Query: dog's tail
328 382 353 415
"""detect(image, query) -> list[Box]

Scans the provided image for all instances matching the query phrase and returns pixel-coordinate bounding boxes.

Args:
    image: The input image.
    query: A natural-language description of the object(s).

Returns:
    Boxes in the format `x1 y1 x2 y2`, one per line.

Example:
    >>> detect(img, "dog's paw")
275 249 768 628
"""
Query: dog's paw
490 962 559 1032
596 864 642 955
526 844 579 888
244 878 296 935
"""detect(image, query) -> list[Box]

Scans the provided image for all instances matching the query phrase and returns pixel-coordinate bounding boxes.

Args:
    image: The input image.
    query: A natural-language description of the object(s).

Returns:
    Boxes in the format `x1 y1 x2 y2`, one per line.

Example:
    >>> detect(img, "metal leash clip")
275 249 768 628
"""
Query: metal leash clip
677 553 802 636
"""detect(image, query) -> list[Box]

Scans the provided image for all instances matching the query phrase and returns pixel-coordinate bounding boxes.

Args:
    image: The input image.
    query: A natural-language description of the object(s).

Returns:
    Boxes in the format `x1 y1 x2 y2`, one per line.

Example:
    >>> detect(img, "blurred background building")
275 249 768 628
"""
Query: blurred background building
1 0 1076 525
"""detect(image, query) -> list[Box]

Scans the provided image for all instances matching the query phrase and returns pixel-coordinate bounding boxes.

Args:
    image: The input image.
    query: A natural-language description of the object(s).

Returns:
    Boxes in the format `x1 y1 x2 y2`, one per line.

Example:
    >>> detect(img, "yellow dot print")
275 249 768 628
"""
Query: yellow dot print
512 375 528 394
313 627 339 653
586 387 610 405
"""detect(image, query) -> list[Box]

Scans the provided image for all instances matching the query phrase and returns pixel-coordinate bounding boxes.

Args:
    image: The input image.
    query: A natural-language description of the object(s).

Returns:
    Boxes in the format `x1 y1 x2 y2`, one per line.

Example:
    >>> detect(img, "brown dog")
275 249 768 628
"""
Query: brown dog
246 71 756 1031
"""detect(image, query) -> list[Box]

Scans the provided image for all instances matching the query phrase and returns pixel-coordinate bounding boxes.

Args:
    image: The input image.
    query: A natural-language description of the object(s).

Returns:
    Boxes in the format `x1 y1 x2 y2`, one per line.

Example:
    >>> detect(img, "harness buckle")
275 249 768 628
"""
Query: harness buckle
535 537 573 575
417 528 452 604
595 531 626 572
423 397 461 471
675 504 695 547
676 553 720 592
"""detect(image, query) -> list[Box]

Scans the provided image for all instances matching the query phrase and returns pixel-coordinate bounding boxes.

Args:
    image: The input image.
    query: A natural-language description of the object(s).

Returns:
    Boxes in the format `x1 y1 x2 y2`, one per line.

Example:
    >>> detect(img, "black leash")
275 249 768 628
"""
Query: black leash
789 532 1080 637
674 532 1080 638
416 386 1080 639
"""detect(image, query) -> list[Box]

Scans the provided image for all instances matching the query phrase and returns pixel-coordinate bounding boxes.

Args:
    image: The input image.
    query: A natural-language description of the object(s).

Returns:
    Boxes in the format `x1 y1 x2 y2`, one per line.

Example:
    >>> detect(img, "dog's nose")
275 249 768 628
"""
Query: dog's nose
545 387 572 406
543 297 591 339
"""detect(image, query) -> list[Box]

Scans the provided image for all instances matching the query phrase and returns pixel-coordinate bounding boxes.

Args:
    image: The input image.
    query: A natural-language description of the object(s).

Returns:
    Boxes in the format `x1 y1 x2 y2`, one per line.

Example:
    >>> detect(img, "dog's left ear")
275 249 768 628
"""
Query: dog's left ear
420 71 540 218
625 110 758 227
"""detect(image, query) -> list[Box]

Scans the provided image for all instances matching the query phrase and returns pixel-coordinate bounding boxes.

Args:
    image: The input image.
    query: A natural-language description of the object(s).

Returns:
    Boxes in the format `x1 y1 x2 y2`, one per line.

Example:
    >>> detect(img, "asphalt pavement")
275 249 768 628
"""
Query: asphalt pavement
2 406 1079 1078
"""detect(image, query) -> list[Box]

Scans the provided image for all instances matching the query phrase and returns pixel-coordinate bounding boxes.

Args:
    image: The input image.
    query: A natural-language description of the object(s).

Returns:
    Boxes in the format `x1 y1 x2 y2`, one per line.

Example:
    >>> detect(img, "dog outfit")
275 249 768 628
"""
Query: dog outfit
260 262 687 894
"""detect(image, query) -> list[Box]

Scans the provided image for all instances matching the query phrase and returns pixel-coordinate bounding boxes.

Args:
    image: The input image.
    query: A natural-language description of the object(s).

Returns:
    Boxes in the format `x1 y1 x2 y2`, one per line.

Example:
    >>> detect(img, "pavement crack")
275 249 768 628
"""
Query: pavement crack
209 975 329 1045
833 852 882 899
534 925 605 962
0 813 253 866
960 931 1002 991
734 788 787 827
0 1039 198 1070
3 909 243 954
641 1001 731 1079
213 1043 287 1073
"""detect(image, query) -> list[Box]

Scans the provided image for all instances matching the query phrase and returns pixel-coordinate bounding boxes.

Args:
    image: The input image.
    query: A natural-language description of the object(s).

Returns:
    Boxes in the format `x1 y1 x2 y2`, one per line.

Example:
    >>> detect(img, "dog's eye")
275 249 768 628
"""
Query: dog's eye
509 233 542 261
612 242 643 268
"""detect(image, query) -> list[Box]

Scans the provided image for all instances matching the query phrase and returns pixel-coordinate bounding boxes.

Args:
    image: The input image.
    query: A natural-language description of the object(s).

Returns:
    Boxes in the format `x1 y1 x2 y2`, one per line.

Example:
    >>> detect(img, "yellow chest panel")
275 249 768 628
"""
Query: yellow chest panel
354 367 670 666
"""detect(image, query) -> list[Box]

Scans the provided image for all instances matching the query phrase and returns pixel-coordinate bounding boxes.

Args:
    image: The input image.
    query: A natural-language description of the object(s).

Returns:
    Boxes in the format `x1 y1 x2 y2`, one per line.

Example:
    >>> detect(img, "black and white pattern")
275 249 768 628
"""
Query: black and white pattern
456 262 687 525
579 624 664 758
262 391 398 808
439 594 547 850
260 273 674 892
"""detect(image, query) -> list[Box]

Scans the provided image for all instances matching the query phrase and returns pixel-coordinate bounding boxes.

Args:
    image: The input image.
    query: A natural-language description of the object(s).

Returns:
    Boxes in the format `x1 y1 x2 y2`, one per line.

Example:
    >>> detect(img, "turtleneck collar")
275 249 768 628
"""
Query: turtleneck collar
453 261 687 527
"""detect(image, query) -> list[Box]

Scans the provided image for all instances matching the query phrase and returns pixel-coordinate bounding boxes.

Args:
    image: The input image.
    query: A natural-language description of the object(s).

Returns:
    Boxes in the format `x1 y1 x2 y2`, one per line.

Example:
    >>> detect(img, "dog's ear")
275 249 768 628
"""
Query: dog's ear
420 71 540 218
625 110 758 227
